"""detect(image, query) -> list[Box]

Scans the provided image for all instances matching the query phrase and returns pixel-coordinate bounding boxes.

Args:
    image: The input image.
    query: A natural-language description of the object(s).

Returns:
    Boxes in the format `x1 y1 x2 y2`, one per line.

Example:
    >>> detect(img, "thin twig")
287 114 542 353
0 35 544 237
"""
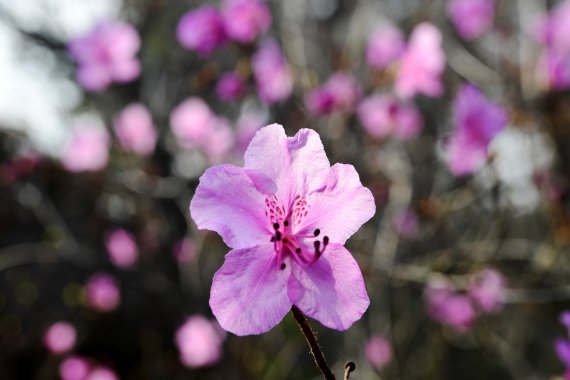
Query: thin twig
343 362 356 380
291 306 336 380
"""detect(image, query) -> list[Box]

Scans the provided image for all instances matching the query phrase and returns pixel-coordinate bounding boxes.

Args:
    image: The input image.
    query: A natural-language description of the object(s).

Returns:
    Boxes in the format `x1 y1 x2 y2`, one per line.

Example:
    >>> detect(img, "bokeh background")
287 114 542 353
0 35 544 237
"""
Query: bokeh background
1 0 570 379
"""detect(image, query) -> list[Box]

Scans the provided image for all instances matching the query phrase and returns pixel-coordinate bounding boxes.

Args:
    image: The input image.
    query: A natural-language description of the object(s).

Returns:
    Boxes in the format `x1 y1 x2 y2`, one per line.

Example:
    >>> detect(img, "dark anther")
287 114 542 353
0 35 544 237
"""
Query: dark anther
282 238 288 243
295 248 302 253
275 231 282 241
314 240 321 252
323 236 329 245
280 263 286 270
284 220 289 226
314 229 320 236
270 236 275 242
273 223 280 230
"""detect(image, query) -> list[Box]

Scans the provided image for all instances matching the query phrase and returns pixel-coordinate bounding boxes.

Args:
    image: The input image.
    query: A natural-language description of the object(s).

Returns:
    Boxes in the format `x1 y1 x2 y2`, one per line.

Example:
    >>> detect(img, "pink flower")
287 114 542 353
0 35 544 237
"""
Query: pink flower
445 84 507 175
221 0 271 44
425 278 475 331
305 72 361 116
468 268 506 313
251 40 293 104
105 228 139 268
176 5 227 56
392 209 419 238
557 338 570 368
235 111 266 156
61 124 110 173
366 24 406 70
356 94 423 140
447 0 496 40
43 321 76 355
85 272 120 312
68 21 141 92
172 238 198 264
59 356 90 380
113 103 157 156
395 23 446 99
85 367 118 380
170 97 234 161
175 316 226 368
216 72 247 102
59 356 118 380
532 1 570 90
536 49 570 90
365 336 392 370
190 124 375 335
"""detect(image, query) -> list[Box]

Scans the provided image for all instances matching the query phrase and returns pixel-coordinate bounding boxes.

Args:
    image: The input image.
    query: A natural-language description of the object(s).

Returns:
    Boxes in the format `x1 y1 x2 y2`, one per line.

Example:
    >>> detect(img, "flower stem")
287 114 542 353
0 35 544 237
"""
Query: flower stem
291 305 336 380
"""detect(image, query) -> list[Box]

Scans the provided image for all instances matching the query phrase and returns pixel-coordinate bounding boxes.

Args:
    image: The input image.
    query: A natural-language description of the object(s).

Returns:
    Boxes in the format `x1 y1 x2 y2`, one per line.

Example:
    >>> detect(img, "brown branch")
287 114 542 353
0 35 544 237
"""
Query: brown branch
291 305 336 380
343 362 356 379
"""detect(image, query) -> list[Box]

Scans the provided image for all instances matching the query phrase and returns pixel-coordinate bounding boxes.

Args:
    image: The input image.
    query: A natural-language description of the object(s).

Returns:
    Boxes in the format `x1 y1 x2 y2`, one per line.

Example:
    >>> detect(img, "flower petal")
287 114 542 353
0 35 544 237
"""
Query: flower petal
190 164 271 249
210 245 292 335
288 243 369 330
298 163 375 245
244 124 330 203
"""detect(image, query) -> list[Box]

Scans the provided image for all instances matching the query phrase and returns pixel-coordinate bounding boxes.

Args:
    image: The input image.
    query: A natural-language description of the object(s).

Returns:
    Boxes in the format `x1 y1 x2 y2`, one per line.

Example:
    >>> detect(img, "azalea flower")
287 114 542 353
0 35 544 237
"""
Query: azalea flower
447 0 496 40
43 321 77 355
221 0 272 44
112 103 157 156
176 5 227 56
305 72 362 116
251 40 293 104
365 24 406 70
67 21 141 92
365 336 393 370
395 23 446 99
190 124 375 335
175 316 226 368
445 84 507 175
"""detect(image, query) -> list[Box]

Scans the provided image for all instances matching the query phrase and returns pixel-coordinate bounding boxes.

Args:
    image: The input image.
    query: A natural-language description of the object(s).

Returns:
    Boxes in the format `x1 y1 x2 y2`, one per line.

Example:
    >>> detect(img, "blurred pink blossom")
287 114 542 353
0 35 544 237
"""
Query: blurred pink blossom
105 228 139 268
392 209 419 238
356 94 423 140
445 84 507 175
113 103 157 156
447 0 496 40
172 238 198 264
216 72 247 102
61 125 110 173
85 272 120 313
85 367 118 380
59 356 90 380
68 21 141 91
221 0 271 44
366 24 406 70
533 1 570 90
468 268 506 313
395 23 446 99
251 40 293 104
365 336 392 370
175 316 226 368
176 5 227 56
43 321 76 355
170 97 234 161
235 111 266 156
305 72 361 116
425 278 475 331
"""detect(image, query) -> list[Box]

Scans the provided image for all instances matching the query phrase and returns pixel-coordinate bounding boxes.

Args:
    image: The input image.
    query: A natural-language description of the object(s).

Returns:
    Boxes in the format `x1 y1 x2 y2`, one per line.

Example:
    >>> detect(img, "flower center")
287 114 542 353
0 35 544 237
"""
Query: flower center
264 195 329 270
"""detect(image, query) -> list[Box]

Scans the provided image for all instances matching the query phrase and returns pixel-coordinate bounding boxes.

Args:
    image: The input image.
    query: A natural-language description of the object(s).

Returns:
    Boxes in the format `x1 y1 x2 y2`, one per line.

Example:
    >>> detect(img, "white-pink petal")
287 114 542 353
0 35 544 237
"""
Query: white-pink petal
244 124 330 205
298 163 375 245
190 164 270 249
209 245 292 335
287 244 369 330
